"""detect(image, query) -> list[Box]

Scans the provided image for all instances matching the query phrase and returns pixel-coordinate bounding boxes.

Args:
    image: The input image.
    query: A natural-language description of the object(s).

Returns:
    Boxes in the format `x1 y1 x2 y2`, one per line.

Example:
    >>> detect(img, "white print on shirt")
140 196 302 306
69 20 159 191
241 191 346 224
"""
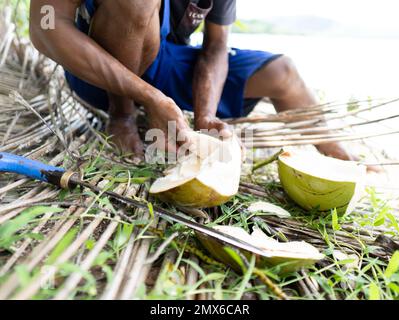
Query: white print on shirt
188 11 205 25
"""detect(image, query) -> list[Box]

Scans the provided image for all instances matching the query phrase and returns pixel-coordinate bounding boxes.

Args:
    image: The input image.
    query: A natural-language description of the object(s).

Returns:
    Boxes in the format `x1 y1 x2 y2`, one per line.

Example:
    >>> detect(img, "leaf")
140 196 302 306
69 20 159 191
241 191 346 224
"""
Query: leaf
196 272 225 283
368 282 380 300
46 227 78 265
374 206 388 226
387 213 399 233
247 201 291 218
101 265 114 284
147 202 154 219
15 265 31 287
388 282 399 294
181 258 206 278
115 224 133 249
98 196 116 214
59 262 97 296
112 177 129 183
131 177 150 184
234 254 256 300
94 251 113 266
331 208 341 231
22 232 44 241
385 251 399 278
85 239 96 250
224 247 245 272
0 206 62 248
374 217 385 227
58 189 69 202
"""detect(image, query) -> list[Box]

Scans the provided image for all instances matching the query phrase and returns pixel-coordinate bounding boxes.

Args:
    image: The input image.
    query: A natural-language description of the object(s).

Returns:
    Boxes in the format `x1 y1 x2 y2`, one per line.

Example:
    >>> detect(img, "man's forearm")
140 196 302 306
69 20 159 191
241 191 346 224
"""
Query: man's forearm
192 47 228 127
30 19 165 111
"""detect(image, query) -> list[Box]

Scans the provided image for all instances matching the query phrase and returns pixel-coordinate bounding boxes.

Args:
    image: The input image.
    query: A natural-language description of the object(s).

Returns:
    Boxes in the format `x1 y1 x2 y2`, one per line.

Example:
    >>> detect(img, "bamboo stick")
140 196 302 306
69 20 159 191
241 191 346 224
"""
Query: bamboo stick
243 129 399 148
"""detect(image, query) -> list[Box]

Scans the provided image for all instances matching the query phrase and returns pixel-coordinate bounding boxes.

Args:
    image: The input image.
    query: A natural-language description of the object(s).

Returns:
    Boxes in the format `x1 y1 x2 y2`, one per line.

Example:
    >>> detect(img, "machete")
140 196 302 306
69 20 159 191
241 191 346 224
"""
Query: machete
0 152 269 257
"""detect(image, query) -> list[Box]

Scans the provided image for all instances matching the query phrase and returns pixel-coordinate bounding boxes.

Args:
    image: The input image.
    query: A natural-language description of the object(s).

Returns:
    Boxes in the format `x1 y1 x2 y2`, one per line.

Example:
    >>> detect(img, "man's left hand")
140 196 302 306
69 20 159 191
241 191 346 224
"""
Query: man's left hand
195 116 233 139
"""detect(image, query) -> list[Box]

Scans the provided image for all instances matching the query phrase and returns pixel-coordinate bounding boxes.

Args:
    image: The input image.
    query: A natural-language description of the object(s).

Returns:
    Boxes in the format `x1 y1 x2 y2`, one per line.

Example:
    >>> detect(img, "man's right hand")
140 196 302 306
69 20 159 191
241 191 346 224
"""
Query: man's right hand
146 97 194 153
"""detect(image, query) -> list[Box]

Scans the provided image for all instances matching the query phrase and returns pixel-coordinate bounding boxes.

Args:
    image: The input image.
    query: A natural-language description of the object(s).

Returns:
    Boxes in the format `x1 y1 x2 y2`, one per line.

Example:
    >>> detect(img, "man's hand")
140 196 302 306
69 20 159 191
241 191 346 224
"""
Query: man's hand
147 98 193 153
195 115 232 139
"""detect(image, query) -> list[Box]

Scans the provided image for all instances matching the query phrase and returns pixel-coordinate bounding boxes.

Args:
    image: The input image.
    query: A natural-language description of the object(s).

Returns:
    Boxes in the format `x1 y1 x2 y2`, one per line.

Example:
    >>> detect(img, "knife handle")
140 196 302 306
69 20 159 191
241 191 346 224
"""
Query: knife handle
0 152 65 183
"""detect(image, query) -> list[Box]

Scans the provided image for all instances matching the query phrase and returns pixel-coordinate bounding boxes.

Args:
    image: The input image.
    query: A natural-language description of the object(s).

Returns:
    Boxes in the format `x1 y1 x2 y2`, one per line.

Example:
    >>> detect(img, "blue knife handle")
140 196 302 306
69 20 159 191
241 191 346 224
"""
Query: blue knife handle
0 152 65 183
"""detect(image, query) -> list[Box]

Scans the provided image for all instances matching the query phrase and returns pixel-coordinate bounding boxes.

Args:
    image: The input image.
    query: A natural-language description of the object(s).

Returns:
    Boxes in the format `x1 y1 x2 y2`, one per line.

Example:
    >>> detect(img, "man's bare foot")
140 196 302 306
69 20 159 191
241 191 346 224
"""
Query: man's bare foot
106 116 144 158
316 142 358 161
316 142 382 173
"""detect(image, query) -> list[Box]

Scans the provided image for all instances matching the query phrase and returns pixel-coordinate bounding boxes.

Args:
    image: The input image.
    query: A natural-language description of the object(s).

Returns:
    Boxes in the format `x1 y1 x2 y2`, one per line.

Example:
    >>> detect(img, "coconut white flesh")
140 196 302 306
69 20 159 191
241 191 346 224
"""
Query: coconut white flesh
247 201 291 218
279 150 366 183
150 132 242 196
195 135 242 196
213 226 324 260
186 131 224 160
250 228 324 260
149 153 202 193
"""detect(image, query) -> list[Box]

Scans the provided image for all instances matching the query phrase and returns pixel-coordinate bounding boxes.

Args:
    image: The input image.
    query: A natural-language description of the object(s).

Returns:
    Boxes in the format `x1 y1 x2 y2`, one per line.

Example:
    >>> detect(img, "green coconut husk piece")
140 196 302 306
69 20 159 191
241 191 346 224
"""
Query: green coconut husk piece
278 150 366 215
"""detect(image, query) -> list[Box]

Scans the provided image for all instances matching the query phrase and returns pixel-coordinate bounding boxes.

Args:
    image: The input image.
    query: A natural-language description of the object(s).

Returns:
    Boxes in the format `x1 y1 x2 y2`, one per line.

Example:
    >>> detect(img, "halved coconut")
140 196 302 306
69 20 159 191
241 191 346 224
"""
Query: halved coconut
149 132 242 208
278 150 366 215
197 225 324 274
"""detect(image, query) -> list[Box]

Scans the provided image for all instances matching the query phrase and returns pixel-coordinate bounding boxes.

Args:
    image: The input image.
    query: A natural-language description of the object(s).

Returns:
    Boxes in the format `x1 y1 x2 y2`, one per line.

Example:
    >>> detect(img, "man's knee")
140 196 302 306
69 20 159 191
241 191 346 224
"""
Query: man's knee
266 56 305 97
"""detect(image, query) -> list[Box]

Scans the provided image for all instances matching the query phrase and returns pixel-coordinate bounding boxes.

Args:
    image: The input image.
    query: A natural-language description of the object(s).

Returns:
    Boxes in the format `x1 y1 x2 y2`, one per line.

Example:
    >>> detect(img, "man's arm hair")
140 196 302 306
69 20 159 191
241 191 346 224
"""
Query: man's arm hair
29 0 165 108
192 21 229 126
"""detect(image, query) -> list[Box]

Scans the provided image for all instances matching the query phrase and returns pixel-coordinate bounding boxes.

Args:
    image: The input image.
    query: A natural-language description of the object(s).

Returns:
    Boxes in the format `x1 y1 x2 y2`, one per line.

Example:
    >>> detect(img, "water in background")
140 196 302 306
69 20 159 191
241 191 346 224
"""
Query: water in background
227 33 399 101
193 33 399 100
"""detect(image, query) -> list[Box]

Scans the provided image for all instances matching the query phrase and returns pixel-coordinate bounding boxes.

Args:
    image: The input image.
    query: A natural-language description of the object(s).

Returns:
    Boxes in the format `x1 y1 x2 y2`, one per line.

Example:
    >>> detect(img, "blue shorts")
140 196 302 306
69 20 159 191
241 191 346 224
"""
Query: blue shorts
65 0 282 119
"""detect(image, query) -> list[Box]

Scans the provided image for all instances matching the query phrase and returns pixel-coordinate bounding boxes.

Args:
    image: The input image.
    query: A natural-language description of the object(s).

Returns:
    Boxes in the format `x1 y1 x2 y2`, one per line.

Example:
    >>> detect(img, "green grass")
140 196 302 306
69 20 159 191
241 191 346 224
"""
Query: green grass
4 143 398 300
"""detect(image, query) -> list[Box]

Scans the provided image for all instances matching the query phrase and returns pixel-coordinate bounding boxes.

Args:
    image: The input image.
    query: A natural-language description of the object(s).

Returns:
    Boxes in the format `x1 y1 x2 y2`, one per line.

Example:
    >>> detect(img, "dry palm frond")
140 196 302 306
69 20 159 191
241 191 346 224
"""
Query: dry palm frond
228 98 399 125
233 97 399 149
243 128 399 148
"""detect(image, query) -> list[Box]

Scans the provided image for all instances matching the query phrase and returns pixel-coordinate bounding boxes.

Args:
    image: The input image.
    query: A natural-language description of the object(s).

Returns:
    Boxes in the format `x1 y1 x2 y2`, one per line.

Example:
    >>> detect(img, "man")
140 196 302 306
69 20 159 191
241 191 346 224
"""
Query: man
29 0 355 161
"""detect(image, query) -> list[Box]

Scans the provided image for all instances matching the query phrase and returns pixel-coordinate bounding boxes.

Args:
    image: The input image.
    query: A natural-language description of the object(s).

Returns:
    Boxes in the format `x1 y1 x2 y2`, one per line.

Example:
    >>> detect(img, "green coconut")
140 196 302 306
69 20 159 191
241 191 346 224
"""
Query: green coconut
150 132 242 208
197 226 324 274
278 150 366 215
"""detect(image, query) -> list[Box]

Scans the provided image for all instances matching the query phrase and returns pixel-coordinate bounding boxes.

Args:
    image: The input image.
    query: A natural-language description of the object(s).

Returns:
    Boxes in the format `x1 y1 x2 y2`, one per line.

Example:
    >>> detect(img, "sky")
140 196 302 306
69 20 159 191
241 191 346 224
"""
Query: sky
236 0 399 30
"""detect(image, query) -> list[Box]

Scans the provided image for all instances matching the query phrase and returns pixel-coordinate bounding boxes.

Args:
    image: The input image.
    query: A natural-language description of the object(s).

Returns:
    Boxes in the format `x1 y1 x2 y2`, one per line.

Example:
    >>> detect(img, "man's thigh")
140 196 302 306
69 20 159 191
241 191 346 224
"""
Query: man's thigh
244 55 302 99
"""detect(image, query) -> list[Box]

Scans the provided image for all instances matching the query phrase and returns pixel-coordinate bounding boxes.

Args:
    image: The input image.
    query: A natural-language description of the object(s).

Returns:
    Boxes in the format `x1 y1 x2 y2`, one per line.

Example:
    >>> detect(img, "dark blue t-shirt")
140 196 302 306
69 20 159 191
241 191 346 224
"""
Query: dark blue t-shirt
169 0 236 44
